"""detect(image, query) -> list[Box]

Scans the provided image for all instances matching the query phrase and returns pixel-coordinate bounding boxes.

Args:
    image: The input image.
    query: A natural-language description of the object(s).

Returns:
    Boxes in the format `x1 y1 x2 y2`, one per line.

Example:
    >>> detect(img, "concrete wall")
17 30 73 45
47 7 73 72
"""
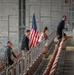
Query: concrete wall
26 0 63 33
26 0 74 34
0 0 19 48
0 0 72 48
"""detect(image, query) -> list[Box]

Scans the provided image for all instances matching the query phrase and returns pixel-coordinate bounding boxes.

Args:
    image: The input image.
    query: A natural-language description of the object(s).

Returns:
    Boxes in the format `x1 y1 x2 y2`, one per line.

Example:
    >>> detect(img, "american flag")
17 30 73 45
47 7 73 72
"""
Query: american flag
30 14 39 48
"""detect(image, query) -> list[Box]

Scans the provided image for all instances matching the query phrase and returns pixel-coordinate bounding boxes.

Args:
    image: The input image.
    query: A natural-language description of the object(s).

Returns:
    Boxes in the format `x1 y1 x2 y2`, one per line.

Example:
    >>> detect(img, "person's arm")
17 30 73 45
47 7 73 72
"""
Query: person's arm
62 22 68 31
42 33 45 38
12 51 17 61
62 21 65 29
12 51 17 58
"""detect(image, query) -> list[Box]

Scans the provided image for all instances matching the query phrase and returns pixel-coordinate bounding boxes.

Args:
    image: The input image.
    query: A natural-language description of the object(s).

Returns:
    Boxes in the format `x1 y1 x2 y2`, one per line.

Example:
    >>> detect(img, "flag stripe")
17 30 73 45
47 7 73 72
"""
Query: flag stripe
30 29 39 48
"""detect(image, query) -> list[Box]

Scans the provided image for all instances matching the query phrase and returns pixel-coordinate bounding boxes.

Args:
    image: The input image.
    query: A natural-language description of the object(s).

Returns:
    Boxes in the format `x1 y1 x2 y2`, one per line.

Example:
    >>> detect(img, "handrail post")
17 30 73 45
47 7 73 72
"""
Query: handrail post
16 61 20 75
11 68 14 75
20 59 23 75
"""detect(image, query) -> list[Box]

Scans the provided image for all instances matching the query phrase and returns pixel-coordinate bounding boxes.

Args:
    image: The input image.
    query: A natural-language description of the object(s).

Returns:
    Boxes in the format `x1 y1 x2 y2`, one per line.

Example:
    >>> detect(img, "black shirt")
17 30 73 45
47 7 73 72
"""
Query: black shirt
57 20 65 34
21 35 29 50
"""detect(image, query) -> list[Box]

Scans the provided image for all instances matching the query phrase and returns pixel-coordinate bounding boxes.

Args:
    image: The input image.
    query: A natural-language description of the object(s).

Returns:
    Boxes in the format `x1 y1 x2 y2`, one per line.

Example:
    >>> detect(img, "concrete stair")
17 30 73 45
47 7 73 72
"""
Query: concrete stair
55 50 74 75
32 42 56 75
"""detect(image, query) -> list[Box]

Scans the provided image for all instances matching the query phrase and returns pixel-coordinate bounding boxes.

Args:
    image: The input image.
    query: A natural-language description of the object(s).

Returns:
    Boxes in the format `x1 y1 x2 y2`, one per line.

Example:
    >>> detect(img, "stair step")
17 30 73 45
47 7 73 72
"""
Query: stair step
33 60 49 75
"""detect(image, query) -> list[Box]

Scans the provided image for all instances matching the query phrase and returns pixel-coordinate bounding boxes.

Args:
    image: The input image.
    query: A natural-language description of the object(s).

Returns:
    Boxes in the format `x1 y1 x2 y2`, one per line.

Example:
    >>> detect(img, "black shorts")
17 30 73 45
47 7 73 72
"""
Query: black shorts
57 32 66 39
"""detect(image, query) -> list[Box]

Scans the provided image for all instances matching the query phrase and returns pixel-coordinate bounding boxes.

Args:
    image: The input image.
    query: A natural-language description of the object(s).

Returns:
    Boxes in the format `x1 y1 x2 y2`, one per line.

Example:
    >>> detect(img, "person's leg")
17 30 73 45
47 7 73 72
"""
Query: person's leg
63 33 68 42
57 35 62 47
57 38 62 47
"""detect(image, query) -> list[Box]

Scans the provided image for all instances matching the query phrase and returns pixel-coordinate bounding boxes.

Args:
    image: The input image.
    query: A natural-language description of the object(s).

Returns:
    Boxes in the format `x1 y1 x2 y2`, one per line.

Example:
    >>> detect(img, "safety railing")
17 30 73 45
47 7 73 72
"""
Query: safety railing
0 30 56 75
49 40 63 75
43 39 64 75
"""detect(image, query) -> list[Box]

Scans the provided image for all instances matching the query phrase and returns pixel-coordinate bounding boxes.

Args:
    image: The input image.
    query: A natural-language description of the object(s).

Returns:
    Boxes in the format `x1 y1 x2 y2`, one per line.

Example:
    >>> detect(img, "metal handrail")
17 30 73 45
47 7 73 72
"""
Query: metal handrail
49 40 63 75
0 30 56 75
43 39 64 75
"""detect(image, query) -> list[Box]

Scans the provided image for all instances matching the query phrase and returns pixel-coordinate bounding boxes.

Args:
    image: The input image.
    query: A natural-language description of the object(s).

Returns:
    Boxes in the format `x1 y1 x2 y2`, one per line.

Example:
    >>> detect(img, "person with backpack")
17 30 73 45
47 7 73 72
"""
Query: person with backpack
4 41 17 66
